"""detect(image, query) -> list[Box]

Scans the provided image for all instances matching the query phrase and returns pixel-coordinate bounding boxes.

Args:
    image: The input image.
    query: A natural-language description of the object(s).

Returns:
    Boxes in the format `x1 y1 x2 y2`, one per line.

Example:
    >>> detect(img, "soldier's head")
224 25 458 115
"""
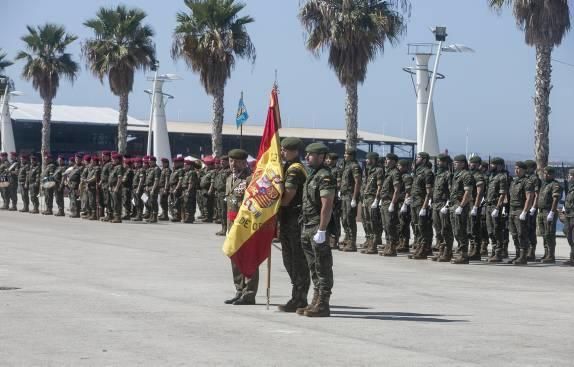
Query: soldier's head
325 152 338 167
344 149 356 162
228 149 248 173
183 160 193 171
92 156 100 166
83 155 92 166
543 166 555 181
0 152 6 162
203 157 215 170
453 155 467 171
20 154 29 164
305 143 329 169
57 155 64 166
30 155 39 165
142 156 150 168
112 153 122 165
123 158 131 168
147 156 156 167
220 155 229 169
133 157 142 168
44 153 53 163
9 152 18 163
398 159 410 173
569 169 574 183
490 157 505 172
74 154 82 165
416 152 429 167
101 151 111 163
524 160 536 175
161 158 169 168
437 153 450 169
515 161 527 177
480 161 489 174
469 155 481 170
281 137 302 162
384 153 397 169
173 156 184 169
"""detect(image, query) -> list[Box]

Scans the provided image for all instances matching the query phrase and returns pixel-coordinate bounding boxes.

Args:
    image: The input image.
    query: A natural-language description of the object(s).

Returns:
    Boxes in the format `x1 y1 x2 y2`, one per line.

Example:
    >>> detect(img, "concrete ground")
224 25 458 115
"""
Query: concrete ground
1 202 573 366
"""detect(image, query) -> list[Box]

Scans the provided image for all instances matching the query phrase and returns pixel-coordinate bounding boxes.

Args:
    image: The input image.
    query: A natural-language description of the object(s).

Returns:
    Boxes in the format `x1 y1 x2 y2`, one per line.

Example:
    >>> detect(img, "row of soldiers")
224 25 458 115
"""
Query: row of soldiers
327 150 574 266
0 151 234 231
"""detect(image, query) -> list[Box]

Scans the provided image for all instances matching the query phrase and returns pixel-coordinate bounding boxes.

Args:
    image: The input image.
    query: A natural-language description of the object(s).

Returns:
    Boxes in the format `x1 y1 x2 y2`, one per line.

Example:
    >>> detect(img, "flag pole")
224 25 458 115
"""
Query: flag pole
240 124 243 149
266 249 271 310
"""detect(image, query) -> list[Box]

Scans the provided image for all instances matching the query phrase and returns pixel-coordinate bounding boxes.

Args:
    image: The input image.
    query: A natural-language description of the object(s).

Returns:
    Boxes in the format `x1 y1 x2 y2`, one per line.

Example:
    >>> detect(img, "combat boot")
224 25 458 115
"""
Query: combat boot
158 212 169 221
54 209 65 217
19 205 29 213
143 210 150 220
44 209 53 215
363 240 378 255
278 289 307 313
30 205 39 214
9 205 17 211
111 216 122 224
430 246 444 261
88 211 97 220
527 246 537 262
215 228 226 236
412 244 431 260
304 294 330 318
480 242 489 256
488 247 504 263
329 237 339 250
100 214 111 222
562 250 574 266
408 244 422 259
513 248 528 266
541 244 555 264
502 243 509 259
469 244 482 261
131 211 142 222
297 289 319 315
397 239 410 253
360 239 373 254
438 246 453 262
382 242 398 257
342 239 357 252
538 246 549 262
506 245 520 264
451 247 470 264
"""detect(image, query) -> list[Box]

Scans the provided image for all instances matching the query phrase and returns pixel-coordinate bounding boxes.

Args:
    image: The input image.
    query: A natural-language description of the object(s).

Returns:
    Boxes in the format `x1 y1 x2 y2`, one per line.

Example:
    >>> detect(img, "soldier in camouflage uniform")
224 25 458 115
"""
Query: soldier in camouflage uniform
507 161 534 265
6 152 20 211
213 156 231 235
293 143 335 317
84 156 101 220
108 153 124 223
212 158 222 224
277 137 310 312
121 158 134 219
397 159 412 253
67 154 83 217
158 158 172 221
325 153 341 249
340 149 362 252
79 155 91 217
224 149 258 306
430 154 454 262
0 152 8 208
486 157 509 263
359 152 382 254
168 157 185 222
468 156 486 261
199 160 216 223
409 152 434 259
40 154 57 215
449 155 475 264
536 166 563 263
525 160 542 261
131 157 146 222
99 151 112 220
479 161 491 255
143 156 161 223
560 169 574 265
27 155 41 214
379 153 402 256
181 160 199 223
52 155 66 216
18 154 31 213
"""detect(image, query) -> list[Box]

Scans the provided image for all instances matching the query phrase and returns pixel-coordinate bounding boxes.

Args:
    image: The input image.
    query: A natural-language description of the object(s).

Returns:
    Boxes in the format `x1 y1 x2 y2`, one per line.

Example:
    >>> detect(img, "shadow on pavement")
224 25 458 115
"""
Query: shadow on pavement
331 310 468 323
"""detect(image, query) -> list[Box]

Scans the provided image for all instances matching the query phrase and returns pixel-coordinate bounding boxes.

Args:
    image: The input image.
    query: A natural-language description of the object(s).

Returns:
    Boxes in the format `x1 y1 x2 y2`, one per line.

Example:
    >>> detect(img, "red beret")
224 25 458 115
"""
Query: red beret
149 156 157 161
174 156 184 162
83 155 92 162
161 157 169 163
142 155 150 162
133 157 142 163
111 153 122 160
0 152 7 157
10 152 17 157
92 156 100 162
20 154 29 160
101 151 111 156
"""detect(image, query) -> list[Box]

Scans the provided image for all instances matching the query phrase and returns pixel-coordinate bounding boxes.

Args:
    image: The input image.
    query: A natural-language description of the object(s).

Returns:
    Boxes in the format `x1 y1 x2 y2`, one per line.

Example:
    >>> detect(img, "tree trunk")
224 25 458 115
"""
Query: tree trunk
117 92 129 155
345 81 359 151
211 86 225 157
534 45 552 172
41 97 52 169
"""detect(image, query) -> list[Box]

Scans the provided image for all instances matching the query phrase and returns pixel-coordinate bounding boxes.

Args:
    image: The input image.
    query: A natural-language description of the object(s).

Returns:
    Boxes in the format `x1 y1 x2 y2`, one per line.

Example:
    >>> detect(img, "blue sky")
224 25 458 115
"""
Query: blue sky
1 0 573 160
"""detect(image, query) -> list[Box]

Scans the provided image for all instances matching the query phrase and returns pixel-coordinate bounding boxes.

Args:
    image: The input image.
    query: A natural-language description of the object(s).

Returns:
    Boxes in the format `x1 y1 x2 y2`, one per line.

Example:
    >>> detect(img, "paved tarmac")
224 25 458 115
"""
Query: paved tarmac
1 206 573 366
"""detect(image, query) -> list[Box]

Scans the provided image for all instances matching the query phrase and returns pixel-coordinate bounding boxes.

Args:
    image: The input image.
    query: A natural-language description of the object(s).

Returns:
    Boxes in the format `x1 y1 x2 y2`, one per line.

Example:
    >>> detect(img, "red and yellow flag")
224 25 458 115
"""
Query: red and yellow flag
222 87 283 277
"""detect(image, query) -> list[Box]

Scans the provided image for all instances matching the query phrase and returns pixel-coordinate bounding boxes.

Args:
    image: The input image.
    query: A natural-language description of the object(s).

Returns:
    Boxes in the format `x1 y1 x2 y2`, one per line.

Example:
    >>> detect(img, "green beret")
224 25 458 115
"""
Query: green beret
281 137 302 150
437 153 450 161
544 166 555 175
453 154 467 162
491 157 505 165
469 155 482 164
480 161 489 168
524 160 536 169
398 159 410 167
327 152 339 160
385 153 398 161
417 152 430 160
515 161 527 169
228 149 248 160
366 152 379 160
305 142 329 154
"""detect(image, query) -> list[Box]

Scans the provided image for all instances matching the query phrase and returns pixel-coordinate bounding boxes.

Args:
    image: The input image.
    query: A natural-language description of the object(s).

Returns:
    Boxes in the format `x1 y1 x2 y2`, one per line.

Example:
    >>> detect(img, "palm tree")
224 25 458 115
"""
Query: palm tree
83 5 156 154
0 49 14 95
489 0 570 169
16 24 79 165
172 0 256 157
299 0 409 150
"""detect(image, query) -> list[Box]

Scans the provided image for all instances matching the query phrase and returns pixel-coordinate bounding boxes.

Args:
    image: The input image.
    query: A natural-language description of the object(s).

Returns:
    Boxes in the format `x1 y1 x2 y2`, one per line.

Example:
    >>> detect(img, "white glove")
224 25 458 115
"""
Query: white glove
502 207 507 217
440 205 448 215
405 197 412 205
419 208 427 217
400 203 408 213
370 200 378 209
455 206 463 215
351 199 357 208
313 230 326 244
547 211 554 222
337 191 341 199
561 206 566 213
529 207 537 216
519 211 527 221
491 208 499 218
388 203 395 213
471 206 478 216
378 199 382 207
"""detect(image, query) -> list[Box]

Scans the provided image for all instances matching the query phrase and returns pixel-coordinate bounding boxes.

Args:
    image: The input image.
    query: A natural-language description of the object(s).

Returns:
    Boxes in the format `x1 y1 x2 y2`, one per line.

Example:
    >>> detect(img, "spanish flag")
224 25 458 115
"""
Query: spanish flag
222 87 283 277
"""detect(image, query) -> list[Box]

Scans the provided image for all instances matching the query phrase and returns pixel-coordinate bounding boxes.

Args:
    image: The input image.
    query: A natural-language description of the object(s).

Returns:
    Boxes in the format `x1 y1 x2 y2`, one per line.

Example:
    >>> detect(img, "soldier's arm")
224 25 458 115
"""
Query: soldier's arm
422 171 434 208
474 181 485 207
281 167 300 206
551 183 562 212
496 175 507 208
352 174 361 201
391 171 401 206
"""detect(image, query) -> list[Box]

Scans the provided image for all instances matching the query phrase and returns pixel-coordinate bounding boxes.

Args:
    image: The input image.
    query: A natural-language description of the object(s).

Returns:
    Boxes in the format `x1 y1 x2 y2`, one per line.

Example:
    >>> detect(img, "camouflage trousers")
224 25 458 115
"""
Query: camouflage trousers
329 199 342 241
361 196 376 241
411 204 432 248
101 187 110 217
110 189 122 218
467 206 482 247
29 184 39 209
509 208 529 250
399 204 411 245
216 192 227 232
201 190 214 220
159 189 169 216
44 187 54 210
182 191 197 222
381 200 399 245
7 182 17 208
0 187 7 207
527 210 538 250
169 189 182 220
450 205 470 249
228 219 259 301
145 188 159 214
564 216 574 247
122 187 132 216
132 189 144 217
341 196 358 242
432 205 453 248
486 205 505 253
68 187 80 216
54 187 64 212
279 208 310 299
537 209 557 252
301 223 333 296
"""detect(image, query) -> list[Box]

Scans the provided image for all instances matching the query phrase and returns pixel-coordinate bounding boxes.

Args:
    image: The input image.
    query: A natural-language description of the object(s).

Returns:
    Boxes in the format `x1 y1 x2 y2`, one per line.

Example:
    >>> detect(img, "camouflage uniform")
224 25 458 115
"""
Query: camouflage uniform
18 159 31 212
200 167 216 222
144 161 162 223
449 159 475 263
525 162 542 260
168 161 185 222
7 156 19 210
85 161 101 219
100 159 113 219
0 157 8 208
53 160 66 216
181 162 199 223
67 161 83 217
214 161 231 235
327 153 341 248
380 157 402 256
339 157 361 251
158 162 172 220
27 159 41 213
468 160 486 260
398 165 413 252
410 157 434 259
485 160 508 262
508 163 534 265
131 162 146 221
121 162 134 219
108 160 124 222
79 160 90 215
360 156 383 253
536 168 563 263
430 157 453 261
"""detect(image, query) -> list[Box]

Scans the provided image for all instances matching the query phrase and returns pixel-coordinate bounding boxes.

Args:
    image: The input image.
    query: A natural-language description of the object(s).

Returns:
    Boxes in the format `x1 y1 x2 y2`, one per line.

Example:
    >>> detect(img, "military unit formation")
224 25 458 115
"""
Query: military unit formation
1 139 574 317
